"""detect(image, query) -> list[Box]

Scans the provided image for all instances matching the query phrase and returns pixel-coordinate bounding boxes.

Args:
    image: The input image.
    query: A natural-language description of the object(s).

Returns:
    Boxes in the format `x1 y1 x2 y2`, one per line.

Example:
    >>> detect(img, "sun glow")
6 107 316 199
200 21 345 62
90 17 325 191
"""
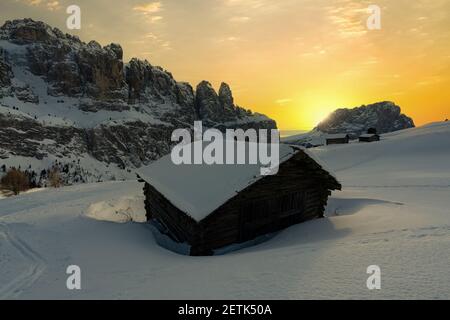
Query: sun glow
3 0 449 130
296 94 349 128
310 107 332 126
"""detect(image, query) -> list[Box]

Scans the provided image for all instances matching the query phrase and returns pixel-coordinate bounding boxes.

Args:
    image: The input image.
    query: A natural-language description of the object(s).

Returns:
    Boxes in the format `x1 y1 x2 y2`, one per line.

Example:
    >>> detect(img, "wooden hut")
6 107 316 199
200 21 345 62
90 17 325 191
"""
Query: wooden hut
326 134 350 145
359 133 380 142
138 142 341 256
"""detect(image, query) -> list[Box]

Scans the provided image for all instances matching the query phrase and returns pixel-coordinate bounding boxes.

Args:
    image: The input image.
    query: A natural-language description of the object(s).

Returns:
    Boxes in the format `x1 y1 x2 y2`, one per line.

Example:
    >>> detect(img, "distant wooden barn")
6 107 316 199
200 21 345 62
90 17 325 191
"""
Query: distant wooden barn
359 133 380 143
326 134 350 145
138 142 341 256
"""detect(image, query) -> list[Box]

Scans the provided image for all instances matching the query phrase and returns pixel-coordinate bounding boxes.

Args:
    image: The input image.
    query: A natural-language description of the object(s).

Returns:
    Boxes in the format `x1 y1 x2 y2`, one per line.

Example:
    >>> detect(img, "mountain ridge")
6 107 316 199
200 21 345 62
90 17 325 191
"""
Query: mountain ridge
0 18 276 184
315 101 415 137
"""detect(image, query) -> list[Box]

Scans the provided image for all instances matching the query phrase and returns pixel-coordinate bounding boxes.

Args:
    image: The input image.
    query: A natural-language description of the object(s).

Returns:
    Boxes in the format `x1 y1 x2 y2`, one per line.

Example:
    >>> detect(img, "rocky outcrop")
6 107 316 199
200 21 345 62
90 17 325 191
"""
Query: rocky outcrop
0 113 87 160
175 82 196 111
194 80 273 129
0 50 14 99
218 82 234 111
0 49 12 87
0 112 180 168
1 18 72 45
1 19 126 100
315 101 415 138
125 58 194 109
76 41 126 99
195 81 223 122
86 122 174 168
14 85 39 103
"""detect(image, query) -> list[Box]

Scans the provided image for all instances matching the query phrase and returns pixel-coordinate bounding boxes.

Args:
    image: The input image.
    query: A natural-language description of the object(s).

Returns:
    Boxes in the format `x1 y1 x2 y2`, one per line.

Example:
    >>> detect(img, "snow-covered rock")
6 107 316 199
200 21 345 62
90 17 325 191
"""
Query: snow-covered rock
316 101 414 138
283 101 415 146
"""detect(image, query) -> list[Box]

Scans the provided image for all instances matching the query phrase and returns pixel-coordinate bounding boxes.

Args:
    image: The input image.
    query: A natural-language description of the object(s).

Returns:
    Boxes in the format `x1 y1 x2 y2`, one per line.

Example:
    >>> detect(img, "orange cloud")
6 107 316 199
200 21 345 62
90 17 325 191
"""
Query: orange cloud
133 2 162 15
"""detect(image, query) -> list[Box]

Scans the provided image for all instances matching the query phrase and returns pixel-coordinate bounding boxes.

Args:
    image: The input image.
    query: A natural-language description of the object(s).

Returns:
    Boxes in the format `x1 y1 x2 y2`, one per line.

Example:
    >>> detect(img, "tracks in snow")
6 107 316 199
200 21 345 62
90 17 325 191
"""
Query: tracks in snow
0 223 46 299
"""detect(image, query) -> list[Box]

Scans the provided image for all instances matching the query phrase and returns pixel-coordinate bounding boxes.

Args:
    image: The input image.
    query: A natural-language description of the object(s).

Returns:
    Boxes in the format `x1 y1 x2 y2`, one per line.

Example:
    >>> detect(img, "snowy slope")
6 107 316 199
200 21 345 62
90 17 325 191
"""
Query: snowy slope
310 121 450 187
0 122 449 299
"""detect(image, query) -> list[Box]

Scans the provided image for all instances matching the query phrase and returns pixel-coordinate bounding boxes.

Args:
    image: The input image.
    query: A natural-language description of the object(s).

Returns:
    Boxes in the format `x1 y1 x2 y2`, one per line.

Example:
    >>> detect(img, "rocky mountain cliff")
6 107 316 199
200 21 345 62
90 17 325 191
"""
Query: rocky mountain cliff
283 102 415 147
315 101 415 137
0 19 276 183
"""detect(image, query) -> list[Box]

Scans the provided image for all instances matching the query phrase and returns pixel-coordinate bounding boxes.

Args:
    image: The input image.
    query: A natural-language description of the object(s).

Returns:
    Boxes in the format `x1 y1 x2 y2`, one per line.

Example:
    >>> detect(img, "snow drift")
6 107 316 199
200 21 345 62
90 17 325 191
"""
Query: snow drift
85 196 146 223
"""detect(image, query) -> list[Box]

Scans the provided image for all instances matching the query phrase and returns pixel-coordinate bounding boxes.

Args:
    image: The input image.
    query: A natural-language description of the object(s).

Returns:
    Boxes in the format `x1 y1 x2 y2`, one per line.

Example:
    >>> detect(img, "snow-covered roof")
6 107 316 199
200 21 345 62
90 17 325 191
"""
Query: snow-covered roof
299 147 339 182
326 133 349 139
359 133 379 138
138 142 336 222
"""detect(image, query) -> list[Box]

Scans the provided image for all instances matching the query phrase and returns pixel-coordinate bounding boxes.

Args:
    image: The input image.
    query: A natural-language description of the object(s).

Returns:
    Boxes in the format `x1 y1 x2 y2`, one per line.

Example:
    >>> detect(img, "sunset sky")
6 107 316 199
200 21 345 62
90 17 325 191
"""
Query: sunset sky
1 0 450 129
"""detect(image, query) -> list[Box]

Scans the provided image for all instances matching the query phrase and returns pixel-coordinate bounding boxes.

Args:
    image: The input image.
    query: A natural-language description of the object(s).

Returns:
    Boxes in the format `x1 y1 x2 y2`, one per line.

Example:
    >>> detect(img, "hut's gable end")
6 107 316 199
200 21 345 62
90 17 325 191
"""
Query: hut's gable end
144 182 200 244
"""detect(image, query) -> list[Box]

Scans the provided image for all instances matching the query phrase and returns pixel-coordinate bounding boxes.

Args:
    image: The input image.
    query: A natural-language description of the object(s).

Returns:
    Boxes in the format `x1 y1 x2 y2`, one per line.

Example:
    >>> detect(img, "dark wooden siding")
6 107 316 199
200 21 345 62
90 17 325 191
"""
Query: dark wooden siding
326 137 349 145
143 183 198 244
359 135 380 142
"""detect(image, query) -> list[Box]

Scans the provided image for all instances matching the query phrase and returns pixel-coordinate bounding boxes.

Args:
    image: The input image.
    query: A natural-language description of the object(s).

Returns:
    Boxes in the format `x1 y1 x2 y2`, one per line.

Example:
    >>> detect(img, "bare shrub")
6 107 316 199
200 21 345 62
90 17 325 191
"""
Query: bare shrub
49 168 62 188
0 168 29 195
